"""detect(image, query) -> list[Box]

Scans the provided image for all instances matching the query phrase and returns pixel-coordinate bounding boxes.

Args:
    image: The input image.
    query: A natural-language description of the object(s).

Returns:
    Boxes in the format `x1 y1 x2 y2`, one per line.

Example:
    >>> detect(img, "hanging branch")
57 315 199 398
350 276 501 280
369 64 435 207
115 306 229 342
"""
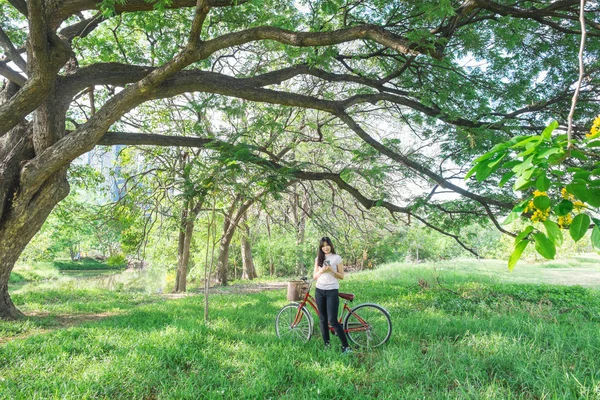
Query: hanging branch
566 0 587 148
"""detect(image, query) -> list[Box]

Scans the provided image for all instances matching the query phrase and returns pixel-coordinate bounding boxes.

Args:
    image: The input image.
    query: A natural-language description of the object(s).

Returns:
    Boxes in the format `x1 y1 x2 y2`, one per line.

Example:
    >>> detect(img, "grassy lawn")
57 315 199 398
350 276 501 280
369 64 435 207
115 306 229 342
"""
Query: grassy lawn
1 259 600 399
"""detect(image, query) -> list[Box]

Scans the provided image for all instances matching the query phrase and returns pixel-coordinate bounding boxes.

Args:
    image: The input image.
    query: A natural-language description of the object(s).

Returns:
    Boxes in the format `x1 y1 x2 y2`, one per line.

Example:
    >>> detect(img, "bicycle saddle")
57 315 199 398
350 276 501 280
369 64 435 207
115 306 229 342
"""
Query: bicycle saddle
338 292 354 302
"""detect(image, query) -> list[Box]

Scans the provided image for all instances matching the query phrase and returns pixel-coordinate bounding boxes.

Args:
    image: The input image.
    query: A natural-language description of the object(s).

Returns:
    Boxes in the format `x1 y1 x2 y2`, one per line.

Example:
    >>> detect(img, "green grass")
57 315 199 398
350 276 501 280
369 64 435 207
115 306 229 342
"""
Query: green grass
1 260 600 398
9 262 61 283
9 258 125 284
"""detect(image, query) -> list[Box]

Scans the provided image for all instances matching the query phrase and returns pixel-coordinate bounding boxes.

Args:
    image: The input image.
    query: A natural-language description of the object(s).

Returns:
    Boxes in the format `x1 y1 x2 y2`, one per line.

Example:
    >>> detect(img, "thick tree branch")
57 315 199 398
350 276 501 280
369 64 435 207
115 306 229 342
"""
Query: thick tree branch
6 0 28 16
51 0 246 27
99 132 213 147
58 14 105 41
197 25 440 61
0 0 71 136
50 67 521 215
0 61 26 86
334 111 514 210
474 0 600 36
0 26 27 72
188 0 210 48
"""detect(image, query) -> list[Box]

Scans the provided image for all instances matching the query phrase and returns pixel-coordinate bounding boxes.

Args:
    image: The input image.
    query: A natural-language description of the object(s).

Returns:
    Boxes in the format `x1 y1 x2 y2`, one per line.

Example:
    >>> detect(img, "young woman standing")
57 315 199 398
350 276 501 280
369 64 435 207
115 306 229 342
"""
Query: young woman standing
313 236 351 353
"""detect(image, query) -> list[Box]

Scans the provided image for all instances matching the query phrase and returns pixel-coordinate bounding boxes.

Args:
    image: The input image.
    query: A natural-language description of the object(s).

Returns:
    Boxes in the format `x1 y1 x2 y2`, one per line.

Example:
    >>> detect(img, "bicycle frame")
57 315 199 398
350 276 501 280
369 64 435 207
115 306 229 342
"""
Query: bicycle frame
291 281 369 334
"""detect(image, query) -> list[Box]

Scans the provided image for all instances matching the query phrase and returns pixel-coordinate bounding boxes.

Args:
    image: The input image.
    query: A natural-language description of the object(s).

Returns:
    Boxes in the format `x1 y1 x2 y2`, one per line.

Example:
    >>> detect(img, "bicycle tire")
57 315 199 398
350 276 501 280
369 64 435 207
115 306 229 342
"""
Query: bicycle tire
343 303 392 348
275 303 313 342
289 301 314 335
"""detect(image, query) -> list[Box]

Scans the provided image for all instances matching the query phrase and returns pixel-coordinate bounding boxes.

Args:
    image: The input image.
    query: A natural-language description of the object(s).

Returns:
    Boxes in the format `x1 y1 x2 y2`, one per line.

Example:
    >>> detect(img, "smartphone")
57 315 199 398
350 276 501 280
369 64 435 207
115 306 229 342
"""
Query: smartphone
324 260 331 267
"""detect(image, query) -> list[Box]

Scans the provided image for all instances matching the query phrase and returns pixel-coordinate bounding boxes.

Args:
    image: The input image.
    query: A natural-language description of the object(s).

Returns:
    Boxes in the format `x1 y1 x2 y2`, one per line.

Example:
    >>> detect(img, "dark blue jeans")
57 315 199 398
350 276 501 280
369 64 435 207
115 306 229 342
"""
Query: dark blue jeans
315 288 349 348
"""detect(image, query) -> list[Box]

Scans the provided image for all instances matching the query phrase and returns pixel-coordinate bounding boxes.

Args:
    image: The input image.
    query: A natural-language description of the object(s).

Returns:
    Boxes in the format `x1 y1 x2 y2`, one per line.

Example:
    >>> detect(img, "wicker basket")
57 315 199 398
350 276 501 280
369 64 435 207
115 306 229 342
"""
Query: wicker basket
287 280 308 301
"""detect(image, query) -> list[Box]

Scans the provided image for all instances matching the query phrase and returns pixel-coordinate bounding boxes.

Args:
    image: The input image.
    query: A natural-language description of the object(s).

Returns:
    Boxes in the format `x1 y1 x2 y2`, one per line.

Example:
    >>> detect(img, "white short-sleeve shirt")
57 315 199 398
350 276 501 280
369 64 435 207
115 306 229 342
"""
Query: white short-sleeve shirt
316 254 342 290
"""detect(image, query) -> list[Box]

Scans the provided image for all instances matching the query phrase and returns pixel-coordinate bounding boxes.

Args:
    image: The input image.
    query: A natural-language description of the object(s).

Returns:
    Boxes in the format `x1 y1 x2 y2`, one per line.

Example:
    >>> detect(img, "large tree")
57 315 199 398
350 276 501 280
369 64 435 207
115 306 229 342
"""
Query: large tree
1 0 598 319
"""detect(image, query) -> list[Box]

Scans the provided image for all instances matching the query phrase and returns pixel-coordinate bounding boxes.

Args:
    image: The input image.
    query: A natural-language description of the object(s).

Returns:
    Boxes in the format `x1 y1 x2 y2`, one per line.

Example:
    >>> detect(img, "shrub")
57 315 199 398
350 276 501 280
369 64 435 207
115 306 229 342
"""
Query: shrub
106 253 127 268
52 257 124 271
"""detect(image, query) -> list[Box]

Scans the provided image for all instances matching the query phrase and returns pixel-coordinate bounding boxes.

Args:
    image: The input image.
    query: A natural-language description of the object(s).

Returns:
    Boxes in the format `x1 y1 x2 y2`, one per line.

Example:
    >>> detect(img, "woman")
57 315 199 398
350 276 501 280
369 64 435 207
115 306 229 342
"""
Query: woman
313 236 351 353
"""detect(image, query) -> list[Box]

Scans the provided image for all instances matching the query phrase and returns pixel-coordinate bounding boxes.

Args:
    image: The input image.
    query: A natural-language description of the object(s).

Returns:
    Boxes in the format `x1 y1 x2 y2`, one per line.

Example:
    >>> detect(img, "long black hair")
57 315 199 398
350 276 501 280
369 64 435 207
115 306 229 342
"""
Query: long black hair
316 236 336 267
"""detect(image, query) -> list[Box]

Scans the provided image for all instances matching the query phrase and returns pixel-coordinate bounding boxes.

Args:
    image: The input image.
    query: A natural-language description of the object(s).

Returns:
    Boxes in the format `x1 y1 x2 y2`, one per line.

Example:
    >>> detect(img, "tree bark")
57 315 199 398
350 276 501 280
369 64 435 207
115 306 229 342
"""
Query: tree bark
266 214 274 276
295 188 309 275
216 215 235 286
175 208 196 293
240 212 257 280
0 96 70 319
0 169 69 319
216 195 257 285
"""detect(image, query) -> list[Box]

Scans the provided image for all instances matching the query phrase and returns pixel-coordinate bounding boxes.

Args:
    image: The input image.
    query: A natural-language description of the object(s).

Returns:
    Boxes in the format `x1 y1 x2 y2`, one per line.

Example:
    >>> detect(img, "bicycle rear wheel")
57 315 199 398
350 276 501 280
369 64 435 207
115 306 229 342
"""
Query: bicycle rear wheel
343 303 391 348
275 303 312 342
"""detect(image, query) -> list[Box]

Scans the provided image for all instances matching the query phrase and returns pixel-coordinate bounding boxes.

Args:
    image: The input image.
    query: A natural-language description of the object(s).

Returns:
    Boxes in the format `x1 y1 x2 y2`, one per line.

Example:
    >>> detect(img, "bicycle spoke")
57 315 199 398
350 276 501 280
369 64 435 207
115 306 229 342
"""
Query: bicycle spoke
344 304 391 348
276 304 312 343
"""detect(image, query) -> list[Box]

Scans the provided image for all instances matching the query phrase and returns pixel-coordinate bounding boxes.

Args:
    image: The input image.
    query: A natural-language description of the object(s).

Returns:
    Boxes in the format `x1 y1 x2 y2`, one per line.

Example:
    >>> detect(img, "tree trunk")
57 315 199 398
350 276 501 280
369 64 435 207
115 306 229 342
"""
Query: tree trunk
0 249 25 320
216 196 257 285
0 98 70 319
0 170 69 319
240 212 257 280
266 213 274 276
175 208 195 293
295 189 309 275
216 222 235 286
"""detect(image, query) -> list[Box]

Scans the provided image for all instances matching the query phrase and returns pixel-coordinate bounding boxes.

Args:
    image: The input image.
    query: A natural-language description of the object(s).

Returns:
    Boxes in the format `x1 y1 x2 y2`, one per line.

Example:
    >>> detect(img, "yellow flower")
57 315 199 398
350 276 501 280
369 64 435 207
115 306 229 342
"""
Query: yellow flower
530 208 550 222
561 188 574 201
573 200 586 212
558 214 573 228
523 200 535 213
533 190 547 198
587 114 600 139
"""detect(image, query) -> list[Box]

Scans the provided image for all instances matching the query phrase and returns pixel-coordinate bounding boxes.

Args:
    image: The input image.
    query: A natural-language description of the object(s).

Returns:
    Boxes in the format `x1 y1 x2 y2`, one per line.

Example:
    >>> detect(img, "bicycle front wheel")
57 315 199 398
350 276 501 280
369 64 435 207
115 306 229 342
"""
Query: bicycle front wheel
275 303 312 342
344 303 392 348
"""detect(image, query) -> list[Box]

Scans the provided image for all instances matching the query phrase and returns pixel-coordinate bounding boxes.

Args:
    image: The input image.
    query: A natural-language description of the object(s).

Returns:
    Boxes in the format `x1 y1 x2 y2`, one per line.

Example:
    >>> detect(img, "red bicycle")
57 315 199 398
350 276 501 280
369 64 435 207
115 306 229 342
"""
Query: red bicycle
275 277 392 347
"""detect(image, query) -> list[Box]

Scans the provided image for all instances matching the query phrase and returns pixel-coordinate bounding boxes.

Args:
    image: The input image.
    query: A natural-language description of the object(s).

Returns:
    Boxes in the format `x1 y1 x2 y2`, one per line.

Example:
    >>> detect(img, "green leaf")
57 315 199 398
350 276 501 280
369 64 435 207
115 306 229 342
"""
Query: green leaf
541 121 559 140
340 169 352 182
587 188 600 208
502 211 521 226
566 183 590 203
508 240 529 271
512 155 534 173
532 233 556 260
586 140 600 147
514 226 534 243
569 213 591 242
573 171 591 181
535 174 551 191
533 195 551 210
511 136 540 149
536 147 561 158
543 220 563 247
498 171 515 187
555 199 574 216
464 163 480 180
321 1 336 13
591 226 600 253
474 153 507 182
473 143 508 163
570 150 588 160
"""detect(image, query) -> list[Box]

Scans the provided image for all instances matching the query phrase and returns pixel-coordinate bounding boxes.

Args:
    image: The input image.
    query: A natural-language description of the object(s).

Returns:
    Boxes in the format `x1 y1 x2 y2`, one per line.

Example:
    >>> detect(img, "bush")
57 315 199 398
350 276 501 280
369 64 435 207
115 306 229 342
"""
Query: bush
106 253 127 268
8 272 25 283
52 258 124 271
